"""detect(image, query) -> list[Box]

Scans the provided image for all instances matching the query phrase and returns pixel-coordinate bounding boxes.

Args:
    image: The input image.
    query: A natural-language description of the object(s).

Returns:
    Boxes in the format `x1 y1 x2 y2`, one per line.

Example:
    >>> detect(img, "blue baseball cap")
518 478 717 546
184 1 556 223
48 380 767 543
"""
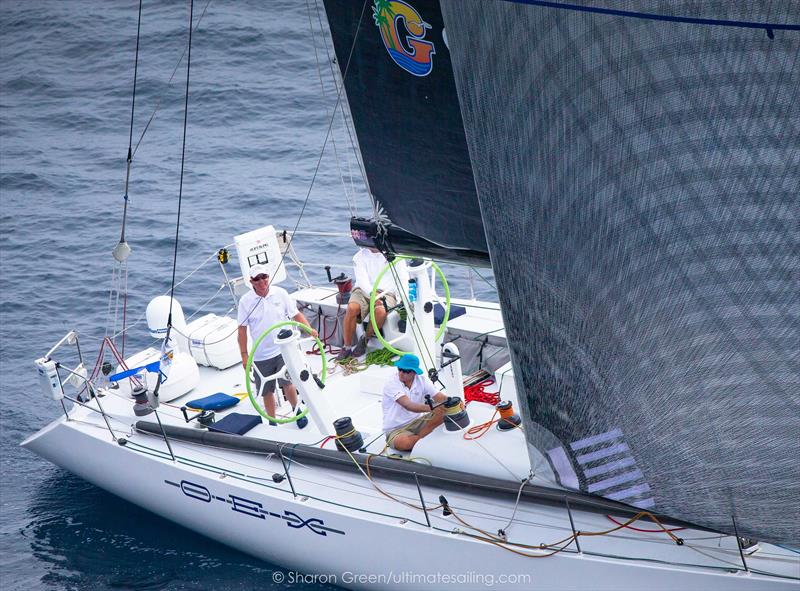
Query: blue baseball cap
394 354 423 375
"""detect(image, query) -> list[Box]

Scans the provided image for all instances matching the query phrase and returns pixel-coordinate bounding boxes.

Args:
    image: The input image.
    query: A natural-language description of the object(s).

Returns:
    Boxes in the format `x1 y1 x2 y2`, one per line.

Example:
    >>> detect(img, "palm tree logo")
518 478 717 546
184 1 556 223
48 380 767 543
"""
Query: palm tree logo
373 0 397 51
372 0 435 77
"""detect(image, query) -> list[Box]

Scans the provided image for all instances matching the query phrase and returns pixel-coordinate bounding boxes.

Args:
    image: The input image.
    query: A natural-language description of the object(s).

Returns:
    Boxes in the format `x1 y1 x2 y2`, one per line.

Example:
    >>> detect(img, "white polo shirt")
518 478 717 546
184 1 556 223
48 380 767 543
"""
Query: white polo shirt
237 286 297 361
353 248 409 294
382 372 437 432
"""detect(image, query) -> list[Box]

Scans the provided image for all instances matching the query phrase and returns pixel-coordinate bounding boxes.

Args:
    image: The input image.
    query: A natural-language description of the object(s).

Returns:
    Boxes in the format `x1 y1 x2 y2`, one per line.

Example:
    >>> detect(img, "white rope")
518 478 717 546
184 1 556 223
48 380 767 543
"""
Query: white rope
499 473 532 536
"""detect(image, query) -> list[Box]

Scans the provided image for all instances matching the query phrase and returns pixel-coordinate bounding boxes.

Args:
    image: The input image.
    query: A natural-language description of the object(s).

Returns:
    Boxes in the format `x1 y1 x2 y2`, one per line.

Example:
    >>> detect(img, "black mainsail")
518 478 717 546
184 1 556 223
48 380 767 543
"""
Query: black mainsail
322 0 487 260
324 0 800 545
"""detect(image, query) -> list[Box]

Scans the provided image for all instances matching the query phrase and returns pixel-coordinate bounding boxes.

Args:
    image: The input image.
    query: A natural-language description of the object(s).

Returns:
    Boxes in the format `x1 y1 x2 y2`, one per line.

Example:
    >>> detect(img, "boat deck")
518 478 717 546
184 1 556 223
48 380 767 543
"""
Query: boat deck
22 287 800 588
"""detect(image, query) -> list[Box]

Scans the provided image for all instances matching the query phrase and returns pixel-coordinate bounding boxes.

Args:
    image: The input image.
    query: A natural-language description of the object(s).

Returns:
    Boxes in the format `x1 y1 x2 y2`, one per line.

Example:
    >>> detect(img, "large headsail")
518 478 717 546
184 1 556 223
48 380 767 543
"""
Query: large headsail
321 0 487 261
440 1 800 543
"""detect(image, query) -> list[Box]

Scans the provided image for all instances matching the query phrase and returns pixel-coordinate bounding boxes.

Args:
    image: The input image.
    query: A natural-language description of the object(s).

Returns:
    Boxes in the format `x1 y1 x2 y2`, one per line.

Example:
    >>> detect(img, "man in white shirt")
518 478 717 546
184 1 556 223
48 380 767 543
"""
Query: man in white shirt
237 264 317 422
337 247 408 360
382 354 446 451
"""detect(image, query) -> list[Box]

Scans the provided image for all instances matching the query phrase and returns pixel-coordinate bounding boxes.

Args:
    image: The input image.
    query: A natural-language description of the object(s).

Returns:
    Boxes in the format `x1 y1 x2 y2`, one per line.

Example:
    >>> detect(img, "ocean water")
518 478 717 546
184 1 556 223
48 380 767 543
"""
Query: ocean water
0 2 493 589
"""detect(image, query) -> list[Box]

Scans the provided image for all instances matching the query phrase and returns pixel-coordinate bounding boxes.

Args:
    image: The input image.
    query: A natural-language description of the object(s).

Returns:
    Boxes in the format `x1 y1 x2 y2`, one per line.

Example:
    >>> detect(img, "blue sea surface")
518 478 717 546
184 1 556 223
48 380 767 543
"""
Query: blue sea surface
0 1 493 589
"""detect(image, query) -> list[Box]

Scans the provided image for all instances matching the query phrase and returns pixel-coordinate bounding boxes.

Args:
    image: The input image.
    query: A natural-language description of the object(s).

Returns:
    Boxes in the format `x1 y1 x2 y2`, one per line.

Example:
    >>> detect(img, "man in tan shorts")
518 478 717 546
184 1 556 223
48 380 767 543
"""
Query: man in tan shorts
382 354 446 451
337 247 408 360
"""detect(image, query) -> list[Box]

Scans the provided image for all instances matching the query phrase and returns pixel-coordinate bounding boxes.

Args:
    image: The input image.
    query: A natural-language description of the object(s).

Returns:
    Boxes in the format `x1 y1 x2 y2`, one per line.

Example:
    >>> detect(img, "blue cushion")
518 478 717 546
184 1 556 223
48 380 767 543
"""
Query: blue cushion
186 392 240 411
435 303 466 325
208 412 262 435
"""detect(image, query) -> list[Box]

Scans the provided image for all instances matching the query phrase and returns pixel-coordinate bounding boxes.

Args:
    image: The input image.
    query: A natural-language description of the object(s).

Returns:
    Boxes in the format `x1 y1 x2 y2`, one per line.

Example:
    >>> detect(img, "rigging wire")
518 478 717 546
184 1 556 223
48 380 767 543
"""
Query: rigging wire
304 0 357 217
280 0 370 246
166 0 195 326
109 0 144 355
258 0 371 303
117 0 143 250
106 0 213 355
311 0 371 205
131 0 213 157
155 0 195 408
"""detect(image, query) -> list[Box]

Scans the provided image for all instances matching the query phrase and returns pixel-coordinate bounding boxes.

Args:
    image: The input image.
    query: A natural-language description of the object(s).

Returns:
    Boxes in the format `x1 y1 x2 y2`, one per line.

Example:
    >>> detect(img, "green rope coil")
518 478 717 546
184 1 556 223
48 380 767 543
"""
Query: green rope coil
245 320 327 424
369 256 451 357
365 348 397 367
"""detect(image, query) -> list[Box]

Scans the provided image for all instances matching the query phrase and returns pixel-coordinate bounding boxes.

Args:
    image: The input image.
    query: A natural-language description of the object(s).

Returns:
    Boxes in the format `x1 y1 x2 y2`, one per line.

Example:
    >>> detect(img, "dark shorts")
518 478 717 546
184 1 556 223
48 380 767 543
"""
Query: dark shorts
253 354 290 396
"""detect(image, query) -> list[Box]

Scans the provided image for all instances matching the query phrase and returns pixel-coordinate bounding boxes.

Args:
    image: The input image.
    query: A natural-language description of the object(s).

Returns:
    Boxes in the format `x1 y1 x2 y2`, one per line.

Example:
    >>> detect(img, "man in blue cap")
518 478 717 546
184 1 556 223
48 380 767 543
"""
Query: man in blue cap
382 353 447 451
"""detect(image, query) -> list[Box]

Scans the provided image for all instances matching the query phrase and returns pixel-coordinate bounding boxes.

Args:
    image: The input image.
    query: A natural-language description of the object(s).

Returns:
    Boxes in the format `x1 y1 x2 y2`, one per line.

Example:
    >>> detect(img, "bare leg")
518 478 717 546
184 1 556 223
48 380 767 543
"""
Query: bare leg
391 406 445 451
342 301 360 347
281 383 299 409
366 303 386 338
263 391 277 418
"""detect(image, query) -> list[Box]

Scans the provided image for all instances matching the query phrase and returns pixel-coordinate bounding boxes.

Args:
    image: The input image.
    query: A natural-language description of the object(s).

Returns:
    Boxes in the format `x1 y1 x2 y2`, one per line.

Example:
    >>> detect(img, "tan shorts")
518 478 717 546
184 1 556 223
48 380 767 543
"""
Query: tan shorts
385 412 434 448
350 287 398 321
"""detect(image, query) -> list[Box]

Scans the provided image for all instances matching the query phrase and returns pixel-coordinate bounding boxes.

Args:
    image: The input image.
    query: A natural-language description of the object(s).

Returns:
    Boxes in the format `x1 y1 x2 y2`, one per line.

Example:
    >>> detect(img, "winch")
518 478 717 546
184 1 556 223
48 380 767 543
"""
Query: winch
443 396 470 431
333 417 364 452
325 265 352 304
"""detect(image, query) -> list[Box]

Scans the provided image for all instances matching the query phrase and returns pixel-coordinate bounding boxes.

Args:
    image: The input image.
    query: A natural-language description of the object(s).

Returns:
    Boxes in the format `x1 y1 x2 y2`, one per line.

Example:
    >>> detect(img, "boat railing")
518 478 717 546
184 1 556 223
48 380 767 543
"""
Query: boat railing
32 343 783 579
35 331 120 441
130 419 767 578
39 349 768 580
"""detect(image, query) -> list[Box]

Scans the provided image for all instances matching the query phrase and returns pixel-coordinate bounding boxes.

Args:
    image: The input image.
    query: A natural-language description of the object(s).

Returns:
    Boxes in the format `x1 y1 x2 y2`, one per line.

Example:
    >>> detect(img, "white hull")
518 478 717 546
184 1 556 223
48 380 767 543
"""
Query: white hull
23 412 800 590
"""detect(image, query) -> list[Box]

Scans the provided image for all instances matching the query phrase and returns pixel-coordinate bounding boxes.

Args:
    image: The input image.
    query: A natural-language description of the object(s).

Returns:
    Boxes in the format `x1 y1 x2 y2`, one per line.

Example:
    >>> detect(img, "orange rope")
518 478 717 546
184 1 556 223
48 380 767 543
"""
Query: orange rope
463 409 500 440
462 404 520 440
606 514 685 533
449 507 684 557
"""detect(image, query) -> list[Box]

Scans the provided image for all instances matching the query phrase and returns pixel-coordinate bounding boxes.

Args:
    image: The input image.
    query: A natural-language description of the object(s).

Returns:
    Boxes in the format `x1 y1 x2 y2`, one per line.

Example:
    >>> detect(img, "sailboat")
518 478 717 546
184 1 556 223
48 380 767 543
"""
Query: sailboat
22 0 800 588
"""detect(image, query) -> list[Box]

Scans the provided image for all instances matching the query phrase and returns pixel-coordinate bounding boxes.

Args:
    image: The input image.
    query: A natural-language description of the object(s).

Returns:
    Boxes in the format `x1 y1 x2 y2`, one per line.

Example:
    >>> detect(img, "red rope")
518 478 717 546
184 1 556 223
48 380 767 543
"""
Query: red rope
464 378 499 405
606 515 685 533
306 306 345 357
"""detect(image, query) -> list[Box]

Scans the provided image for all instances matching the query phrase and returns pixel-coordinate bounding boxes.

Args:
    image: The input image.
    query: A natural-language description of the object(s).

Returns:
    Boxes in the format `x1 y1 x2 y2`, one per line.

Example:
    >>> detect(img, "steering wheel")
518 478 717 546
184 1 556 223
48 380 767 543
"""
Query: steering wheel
369 256 451 356
245 320 327 424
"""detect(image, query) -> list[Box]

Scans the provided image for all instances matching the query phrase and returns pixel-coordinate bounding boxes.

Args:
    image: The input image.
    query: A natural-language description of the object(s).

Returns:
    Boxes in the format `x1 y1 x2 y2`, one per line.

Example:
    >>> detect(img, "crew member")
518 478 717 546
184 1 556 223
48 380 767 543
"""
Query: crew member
237 264 317 423
336 247 408 360
382 354 446 451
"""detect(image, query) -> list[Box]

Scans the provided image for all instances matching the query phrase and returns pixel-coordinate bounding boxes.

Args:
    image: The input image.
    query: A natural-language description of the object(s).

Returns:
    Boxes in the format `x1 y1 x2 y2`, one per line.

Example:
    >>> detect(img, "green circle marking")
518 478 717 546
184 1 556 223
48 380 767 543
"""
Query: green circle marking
369 256 451 356
245 320 327 424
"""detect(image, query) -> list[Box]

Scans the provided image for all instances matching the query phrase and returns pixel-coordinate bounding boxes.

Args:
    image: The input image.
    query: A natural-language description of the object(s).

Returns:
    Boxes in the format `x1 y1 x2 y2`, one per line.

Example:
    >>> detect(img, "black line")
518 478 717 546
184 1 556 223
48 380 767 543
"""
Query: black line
505 0 800 31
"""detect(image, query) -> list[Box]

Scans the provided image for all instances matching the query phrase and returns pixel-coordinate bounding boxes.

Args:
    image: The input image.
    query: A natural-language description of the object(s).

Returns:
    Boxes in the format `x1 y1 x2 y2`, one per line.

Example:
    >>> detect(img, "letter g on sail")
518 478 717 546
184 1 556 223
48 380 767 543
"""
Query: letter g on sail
373 0 435 76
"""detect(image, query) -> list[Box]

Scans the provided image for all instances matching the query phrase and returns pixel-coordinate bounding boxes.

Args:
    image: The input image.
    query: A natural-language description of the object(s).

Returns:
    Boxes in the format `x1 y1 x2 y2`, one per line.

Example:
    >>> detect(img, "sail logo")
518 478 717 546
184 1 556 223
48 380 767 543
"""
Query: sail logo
373 0 435 76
